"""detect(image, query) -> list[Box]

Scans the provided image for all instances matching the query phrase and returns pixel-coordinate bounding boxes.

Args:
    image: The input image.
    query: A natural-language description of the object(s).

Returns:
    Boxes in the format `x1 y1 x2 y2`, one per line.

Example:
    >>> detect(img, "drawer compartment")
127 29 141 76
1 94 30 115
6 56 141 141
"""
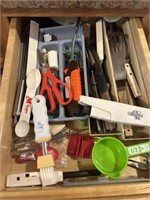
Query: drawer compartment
38 24 89 121
0 17 150 199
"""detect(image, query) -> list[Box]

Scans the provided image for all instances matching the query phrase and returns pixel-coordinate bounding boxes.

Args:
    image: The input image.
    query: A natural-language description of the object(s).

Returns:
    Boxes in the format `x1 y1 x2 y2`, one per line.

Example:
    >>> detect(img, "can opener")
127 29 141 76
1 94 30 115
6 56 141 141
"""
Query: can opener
79 95 150 127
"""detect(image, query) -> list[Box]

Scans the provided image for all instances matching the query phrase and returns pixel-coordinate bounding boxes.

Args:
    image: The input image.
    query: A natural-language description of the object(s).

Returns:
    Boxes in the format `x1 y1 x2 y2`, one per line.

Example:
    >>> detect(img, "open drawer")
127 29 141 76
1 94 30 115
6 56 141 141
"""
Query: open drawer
0 17 150 199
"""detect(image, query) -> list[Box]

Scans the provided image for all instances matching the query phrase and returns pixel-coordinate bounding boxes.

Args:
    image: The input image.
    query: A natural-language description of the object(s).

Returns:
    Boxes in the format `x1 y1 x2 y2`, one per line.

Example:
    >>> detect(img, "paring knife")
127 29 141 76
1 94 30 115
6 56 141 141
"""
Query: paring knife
90 46 107 93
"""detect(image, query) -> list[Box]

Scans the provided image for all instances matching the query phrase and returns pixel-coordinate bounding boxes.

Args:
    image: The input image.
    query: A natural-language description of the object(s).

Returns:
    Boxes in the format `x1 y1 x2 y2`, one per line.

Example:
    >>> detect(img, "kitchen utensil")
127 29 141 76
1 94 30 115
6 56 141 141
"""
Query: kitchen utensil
89 47 107 93
92 137 150 179
64 17 82 117
108 31 126 81
63 170 100 179
13 25 29 124
67 134 94 158
123 36 141 98
125 63 141 98
15 20 40 137
90 70 104 133
32 95 63 186
36 146 59 161
15 69 41 137
15 151 36 163
71 17 81 60
103 17 122 23
95 23 115 131
47 50 58 77
6 172 41 187
26 21 39 75
13 80 26 124
96 19 104 62
128 159 149 171
108 31 133 136
37 49 72 113
79 95 150 127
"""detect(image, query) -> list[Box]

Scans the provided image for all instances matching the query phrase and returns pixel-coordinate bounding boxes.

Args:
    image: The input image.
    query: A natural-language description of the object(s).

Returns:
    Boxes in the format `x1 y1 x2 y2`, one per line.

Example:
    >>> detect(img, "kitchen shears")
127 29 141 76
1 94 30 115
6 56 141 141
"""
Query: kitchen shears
37 49 73 113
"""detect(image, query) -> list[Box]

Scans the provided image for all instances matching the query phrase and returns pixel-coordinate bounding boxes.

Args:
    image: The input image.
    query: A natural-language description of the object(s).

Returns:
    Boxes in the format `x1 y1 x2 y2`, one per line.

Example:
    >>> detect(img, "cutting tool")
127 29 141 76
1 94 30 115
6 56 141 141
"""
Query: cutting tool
37 49 73 113
79 95 150 127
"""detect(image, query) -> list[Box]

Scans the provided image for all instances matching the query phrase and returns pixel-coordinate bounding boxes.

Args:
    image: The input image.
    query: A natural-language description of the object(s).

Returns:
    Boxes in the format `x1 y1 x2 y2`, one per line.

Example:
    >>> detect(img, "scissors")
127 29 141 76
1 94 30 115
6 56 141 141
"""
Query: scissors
37 49 73 113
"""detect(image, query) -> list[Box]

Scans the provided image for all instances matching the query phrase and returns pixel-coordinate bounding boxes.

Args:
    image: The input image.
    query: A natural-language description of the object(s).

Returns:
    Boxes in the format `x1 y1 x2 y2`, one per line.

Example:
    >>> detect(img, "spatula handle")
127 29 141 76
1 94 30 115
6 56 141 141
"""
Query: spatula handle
32 95 51 143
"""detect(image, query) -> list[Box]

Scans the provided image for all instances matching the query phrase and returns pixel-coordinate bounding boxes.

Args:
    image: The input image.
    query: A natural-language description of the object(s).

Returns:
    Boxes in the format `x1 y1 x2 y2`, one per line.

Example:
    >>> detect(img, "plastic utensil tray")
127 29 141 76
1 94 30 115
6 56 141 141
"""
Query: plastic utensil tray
37 24 89 122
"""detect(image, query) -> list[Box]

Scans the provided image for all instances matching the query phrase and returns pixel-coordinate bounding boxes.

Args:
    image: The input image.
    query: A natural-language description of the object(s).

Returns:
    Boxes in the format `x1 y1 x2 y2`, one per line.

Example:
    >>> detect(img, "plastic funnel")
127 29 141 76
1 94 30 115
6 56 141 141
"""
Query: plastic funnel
92 137 150 179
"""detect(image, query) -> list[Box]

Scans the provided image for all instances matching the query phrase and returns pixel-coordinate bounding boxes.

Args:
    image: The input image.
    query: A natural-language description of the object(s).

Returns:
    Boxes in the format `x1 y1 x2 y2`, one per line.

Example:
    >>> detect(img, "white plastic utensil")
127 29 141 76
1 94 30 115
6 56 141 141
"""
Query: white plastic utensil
125 63 141 98
26 21 39 75
47 50 58 70
15 20 39 137
79 95 150 127
32 95 63 186
32 95 51 143
15 69 41 137
6 172 41 187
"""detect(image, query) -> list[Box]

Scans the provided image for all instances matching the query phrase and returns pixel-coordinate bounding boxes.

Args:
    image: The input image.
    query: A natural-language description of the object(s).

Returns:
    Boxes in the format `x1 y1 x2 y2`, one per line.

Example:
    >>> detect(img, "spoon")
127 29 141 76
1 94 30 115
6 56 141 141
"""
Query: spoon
15 69 41 137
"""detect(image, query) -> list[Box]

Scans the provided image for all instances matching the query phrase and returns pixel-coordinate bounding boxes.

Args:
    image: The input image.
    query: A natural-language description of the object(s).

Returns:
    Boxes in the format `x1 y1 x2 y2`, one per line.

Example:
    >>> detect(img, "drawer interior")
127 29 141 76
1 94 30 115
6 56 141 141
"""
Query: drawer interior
0 17 150 197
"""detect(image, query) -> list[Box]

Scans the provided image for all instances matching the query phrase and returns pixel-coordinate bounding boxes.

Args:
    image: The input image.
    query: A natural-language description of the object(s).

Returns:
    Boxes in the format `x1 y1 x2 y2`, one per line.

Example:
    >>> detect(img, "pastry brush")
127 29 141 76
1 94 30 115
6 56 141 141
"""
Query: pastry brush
32 95 63 186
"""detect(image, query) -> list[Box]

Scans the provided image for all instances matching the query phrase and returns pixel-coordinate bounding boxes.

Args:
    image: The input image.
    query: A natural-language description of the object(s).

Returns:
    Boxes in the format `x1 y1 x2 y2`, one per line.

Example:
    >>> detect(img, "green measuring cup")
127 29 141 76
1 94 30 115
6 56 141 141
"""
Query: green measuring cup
92 137 150 179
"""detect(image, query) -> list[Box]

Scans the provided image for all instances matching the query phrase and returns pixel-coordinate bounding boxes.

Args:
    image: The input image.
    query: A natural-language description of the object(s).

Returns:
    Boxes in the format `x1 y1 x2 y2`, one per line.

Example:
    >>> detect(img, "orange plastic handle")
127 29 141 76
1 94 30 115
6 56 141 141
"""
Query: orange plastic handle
70 68 82 101
64 61 82 101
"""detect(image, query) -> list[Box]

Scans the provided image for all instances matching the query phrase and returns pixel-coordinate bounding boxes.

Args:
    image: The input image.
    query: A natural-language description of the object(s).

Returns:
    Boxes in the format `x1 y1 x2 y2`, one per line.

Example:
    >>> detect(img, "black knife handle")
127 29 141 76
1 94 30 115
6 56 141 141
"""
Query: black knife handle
92 62 108 93
63 170 100 179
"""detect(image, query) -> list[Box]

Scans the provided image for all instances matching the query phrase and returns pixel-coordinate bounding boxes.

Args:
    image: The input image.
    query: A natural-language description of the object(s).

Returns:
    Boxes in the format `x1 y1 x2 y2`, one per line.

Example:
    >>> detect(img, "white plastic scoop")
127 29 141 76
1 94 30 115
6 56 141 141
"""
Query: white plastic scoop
15 69 41 137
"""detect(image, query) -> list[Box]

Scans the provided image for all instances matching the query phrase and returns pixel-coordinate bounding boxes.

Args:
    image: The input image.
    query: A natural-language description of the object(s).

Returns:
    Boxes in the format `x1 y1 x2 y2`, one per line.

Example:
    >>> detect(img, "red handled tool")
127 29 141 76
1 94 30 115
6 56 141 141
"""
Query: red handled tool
37 49 73 113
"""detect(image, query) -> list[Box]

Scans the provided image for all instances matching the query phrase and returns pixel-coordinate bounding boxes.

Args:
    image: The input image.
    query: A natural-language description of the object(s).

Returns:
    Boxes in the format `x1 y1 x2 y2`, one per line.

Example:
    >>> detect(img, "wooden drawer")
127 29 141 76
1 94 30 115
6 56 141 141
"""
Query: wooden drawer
0 16 150 199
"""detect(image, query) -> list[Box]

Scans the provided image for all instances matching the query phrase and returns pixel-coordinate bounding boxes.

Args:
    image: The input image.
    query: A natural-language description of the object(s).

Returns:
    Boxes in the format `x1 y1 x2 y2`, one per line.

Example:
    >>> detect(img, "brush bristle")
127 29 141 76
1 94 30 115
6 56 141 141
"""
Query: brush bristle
40 166 54 186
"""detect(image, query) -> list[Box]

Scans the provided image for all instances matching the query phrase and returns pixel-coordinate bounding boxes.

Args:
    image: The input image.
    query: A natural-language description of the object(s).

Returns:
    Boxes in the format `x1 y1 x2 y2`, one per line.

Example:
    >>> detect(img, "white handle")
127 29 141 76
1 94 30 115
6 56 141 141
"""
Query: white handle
96 19 104 61
26 21 39 75
15 88 36 137
20 88 35 121
79 95 150 127
125 63 141 98
47 50 58 69
32 95 51 143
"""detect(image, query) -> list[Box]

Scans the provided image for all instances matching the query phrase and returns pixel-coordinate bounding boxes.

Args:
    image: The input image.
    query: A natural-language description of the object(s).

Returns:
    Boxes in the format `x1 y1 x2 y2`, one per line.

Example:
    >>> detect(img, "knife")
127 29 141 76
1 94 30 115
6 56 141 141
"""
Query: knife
89 47 107 93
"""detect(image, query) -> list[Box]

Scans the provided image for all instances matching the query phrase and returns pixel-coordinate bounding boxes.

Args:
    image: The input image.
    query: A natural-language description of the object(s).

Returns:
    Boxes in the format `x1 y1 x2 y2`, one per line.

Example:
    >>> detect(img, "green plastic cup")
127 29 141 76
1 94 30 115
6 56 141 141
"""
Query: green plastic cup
92 137 150 179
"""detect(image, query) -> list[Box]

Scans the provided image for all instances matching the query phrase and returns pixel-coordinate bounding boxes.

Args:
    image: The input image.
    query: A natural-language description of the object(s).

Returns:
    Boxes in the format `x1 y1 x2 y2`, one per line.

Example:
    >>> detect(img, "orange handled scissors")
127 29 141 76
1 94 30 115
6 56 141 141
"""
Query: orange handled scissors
37 49 73 113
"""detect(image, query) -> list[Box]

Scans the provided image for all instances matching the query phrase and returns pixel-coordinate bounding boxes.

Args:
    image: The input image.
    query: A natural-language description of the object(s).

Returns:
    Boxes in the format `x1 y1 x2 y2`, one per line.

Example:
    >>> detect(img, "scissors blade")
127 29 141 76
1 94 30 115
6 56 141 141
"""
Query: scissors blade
37 49 47 66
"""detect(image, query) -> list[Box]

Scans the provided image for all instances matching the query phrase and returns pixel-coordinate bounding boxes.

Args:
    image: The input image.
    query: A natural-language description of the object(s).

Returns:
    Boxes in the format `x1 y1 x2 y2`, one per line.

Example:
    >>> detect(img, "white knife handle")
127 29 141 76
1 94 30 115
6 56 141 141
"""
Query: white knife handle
125 63 141 98
32 95 51 143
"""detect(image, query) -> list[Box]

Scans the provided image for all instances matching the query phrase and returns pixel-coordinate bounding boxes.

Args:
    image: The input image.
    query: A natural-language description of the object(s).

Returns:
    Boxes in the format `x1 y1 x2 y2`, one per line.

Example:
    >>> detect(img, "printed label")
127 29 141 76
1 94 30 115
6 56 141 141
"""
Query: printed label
128 144 150 156
127 110 143 120
24 96 32 113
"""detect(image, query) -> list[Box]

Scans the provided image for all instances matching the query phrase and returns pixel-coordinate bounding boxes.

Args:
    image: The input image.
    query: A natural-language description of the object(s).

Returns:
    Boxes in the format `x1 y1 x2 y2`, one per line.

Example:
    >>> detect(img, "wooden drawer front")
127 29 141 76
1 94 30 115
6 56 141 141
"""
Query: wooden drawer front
0 17 150 199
